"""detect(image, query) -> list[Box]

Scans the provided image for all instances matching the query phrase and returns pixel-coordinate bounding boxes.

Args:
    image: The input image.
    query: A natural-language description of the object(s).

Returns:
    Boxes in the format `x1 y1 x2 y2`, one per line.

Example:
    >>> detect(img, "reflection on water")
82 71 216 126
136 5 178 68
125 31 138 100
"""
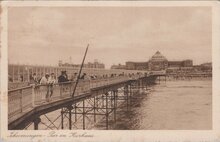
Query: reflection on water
110 80 212 130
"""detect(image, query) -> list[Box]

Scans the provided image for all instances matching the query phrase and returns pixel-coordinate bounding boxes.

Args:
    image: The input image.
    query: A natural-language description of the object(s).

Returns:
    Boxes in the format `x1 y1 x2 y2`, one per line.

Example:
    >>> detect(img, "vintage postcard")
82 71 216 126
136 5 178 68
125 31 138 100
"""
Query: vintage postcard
0 1 220 142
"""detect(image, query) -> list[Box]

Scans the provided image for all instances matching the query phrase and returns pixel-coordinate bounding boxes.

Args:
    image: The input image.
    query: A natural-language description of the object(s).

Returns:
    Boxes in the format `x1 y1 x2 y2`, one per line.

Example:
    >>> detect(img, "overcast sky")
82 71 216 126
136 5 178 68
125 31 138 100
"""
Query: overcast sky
8 7 211 68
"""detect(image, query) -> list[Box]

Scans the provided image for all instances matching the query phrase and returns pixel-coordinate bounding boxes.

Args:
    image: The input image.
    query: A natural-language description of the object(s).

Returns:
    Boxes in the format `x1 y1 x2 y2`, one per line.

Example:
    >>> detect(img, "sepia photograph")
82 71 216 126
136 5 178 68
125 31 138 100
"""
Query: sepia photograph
1 1 220 142
7 5 213 130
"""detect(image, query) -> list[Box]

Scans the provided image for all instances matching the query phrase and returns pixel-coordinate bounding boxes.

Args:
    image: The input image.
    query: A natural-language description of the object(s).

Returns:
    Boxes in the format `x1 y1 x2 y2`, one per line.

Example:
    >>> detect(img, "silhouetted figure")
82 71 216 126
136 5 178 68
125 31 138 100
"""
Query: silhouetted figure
80 73 87 80
30 73 39 85
58 71 69 83
47 73 56 101
19 75 23 82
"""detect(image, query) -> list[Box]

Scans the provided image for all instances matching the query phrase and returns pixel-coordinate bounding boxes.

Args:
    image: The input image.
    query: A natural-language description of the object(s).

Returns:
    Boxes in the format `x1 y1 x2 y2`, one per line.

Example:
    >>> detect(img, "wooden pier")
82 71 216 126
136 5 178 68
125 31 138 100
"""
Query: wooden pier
8 74 160 130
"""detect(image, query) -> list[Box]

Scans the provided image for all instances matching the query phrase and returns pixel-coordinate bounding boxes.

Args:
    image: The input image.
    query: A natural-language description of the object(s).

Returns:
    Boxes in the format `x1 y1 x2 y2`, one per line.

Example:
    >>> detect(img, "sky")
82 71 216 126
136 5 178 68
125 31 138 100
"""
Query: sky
8 7 212 69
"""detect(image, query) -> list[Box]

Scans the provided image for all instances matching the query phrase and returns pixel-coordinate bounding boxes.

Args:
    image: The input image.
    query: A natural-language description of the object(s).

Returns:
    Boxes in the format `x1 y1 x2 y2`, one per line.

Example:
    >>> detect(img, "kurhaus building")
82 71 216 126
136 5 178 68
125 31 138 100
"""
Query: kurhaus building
123 51 193 71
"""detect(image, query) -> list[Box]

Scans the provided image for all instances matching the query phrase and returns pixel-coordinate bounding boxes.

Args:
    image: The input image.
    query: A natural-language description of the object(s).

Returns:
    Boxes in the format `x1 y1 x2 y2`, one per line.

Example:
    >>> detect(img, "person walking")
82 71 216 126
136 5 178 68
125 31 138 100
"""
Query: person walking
58 71 69 83
80 73 86 80
40 73 50 102
58 71 69 98
48 73 56 101
40 73 49 85
80 73 90 93
30 73 39 85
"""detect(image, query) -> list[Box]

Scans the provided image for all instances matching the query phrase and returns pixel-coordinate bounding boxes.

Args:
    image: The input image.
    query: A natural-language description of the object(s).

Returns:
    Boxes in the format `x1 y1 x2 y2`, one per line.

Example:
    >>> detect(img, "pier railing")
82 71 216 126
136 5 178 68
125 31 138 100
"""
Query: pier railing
8 86 33 117
8 76 131 118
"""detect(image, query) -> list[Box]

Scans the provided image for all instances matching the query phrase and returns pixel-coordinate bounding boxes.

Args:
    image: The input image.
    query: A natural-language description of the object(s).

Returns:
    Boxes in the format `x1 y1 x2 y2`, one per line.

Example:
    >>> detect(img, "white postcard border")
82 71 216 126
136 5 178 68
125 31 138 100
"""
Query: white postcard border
1 1 220 142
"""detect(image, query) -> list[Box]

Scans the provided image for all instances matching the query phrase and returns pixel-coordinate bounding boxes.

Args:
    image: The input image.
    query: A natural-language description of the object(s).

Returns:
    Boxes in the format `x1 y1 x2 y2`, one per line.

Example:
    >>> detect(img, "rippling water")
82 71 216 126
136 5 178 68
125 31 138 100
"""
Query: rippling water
37 80 212 130
111 80 212 130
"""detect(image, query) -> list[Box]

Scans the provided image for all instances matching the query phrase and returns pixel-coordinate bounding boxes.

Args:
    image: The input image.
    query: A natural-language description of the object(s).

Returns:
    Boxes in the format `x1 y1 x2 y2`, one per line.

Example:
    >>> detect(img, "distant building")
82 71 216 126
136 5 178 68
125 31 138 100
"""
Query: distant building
59 60 105 69
168 60 192 68
200 62 212 68
167 59 193 73
193 62 212 72
125 61 148 70
168 61 183 68
111 51 194 71
148 51 168 71
182 60 193 67
111 64 126 69
85 61 105 69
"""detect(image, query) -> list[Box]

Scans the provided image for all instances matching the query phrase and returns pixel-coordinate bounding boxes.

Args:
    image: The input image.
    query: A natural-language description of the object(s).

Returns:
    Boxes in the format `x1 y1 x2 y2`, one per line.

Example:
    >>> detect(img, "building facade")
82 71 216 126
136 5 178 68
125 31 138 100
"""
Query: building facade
125 62 148 70
111 51 194 71
148 51 168 71
59 60 105 69
111 64 126 69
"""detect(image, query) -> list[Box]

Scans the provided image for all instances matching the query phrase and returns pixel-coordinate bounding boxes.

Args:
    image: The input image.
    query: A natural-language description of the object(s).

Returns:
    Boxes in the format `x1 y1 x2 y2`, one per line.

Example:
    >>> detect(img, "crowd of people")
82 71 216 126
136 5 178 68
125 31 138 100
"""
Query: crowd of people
29 71 72 102
29 71 145 85
9 71 145 102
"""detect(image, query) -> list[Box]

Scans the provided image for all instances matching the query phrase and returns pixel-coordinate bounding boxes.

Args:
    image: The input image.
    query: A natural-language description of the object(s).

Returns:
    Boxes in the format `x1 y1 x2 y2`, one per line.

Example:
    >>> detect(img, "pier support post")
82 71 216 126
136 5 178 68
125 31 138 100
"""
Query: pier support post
124 85 129 111
102 95 104 108
115 90 118 108
105 93 109 130
94 96 96 123
61 108 64 129
34 117 41 130
74 104 77 122
113 90 117 123
82 100 85 130
67 106 73 130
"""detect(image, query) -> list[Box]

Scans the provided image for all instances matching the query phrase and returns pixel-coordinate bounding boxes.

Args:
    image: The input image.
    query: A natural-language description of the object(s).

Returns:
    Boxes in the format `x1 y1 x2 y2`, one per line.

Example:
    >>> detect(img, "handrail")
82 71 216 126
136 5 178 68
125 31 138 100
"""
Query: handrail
8 85 32 93
8 76 139 119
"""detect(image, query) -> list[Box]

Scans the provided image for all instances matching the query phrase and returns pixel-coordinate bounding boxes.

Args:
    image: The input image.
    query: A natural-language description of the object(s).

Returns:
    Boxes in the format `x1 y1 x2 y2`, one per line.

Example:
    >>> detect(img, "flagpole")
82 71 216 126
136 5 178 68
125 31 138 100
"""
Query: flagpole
72 44 89 97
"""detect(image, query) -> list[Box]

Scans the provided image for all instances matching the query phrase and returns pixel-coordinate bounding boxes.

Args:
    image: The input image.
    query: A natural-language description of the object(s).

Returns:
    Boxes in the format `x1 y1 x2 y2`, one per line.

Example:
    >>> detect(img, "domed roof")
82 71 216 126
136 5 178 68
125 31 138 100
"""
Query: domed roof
149 51 167 62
